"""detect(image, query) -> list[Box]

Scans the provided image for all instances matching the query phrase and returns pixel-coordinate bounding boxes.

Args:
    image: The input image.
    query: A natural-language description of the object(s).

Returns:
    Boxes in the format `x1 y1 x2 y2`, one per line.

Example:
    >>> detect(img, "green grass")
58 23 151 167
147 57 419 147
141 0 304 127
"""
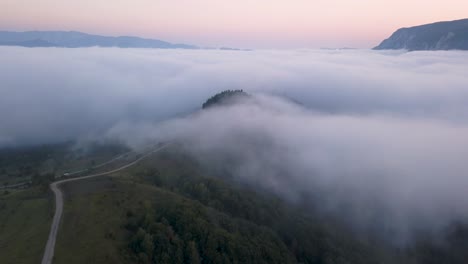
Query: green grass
54 176 185 264
53 176 295 264
0 148 391 264
51 150 379 264
54 176 129 264
1 146 460 264
0 188 52 264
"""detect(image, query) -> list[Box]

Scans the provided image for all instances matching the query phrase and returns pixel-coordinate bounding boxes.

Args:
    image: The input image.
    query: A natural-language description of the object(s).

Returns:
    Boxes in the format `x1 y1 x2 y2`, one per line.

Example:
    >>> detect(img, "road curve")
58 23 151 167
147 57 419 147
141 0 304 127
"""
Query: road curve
41 143 170 264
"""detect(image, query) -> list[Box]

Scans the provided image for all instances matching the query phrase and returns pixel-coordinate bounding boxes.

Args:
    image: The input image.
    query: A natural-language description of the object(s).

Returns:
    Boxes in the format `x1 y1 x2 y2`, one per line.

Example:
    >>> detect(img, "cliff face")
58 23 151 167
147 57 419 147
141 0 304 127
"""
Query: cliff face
374 19 468 51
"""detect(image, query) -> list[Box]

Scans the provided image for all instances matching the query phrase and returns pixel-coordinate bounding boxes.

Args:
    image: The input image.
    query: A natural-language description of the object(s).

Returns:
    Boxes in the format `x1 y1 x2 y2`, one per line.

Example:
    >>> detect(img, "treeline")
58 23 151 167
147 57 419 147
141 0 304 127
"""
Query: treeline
124 151 382 264
122 149 468 264
0 143 70 186
0 141 130 187
125 196 293 264
202 90 249 109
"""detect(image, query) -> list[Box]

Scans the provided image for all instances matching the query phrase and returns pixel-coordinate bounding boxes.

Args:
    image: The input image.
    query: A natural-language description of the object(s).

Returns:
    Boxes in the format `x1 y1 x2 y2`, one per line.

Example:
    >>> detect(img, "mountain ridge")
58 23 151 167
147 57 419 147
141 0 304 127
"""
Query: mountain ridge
0 30 198 49
374 18 468 51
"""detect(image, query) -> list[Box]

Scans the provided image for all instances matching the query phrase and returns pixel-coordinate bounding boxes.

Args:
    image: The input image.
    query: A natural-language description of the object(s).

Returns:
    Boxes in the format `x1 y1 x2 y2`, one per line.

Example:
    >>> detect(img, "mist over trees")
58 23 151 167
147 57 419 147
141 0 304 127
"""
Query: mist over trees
202 90 249 109
1 47 468 263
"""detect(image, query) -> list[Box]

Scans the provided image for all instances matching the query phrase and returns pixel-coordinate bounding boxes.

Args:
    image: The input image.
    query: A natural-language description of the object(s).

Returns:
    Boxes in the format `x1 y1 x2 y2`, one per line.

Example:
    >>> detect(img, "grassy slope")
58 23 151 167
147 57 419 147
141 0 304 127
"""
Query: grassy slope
51 149 383 264
0 144 466 263
53 176 198 263
54 177 295 264
0 188 52 264
0 142 130 264
54 176 138 264
0 147 394 264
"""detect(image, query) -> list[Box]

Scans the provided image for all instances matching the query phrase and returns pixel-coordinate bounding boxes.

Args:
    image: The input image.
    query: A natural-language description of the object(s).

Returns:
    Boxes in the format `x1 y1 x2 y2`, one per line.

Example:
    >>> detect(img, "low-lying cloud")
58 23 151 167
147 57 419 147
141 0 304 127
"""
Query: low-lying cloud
146 97 468 243
2 46 468 243
1 47 468 148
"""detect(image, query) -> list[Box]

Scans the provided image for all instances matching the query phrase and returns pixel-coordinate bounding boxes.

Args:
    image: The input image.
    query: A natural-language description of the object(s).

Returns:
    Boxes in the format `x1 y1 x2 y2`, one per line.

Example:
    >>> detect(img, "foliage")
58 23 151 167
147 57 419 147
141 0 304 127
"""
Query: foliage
125 197 294 264
125 151 382 264
2 143 467 264
202 90 249 109
405 223 468 263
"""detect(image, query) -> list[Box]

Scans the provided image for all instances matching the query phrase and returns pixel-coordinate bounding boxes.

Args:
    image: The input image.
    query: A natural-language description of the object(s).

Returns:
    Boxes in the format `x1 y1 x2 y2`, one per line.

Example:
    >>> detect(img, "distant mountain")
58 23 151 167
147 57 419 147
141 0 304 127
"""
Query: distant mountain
219 47 251 51
374 18 468 51
0 30 198 49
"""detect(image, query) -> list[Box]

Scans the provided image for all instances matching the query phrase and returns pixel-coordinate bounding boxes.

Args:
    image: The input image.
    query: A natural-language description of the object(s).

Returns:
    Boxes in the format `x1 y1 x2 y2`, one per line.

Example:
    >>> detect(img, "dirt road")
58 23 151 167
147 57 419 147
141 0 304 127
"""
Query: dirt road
41 143 170 264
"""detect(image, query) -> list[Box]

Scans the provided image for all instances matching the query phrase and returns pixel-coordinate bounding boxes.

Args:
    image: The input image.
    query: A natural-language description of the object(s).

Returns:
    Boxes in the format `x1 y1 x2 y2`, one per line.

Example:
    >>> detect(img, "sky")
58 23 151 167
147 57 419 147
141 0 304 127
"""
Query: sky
1 0 467 48
2 47 468 242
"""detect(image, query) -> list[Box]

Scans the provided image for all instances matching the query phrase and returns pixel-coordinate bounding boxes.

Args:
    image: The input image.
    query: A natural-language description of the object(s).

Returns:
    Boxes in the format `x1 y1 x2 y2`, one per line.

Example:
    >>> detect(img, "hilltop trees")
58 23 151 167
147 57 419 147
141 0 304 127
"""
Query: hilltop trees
202 90 249 109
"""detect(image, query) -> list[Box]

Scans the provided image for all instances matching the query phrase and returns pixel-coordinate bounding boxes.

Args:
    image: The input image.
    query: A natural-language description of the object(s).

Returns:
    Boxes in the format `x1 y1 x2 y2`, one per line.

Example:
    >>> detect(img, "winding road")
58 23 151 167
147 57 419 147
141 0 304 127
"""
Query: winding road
41 143 171 264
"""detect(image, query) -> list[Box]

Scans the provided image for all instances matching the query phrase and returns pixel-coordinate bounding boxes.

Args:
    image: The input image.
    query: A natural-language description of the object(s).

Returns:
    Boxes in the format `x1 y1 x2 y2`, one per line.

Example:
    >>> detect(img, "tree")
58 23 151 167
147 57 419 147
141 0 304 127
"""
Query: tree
202 90 249 109
186 241 201 264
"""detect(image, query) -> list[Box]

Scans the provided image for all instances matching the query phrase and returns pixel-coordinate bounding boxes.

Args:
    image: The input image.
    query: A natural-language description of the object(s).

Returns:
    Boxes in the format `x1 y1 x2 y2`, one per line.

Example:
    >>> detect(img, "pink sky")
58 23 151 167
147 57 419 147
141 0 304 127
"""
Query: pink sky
1 0 467 48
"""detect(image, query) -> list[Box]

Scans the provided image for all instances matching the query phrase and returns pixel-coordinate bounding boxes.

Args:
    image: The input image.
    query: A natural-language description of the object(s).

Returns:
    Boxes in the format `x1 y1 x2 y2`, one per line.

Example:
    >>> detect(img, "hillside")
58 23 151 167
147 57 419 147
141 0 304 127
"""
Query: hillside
1 92 468 263
0 31 197 49
374 18 468 51
53 146 389 264
50 145 468 264
1 140 468 263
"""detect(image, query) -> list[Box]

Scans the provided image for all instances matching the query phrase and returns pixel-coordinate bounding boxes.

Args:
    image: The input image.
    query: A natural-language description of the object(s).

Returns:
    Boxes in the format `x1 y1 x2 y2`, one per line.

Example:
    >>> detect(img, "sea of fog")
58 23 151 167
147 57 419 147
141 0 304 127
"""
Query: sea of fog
1 47 468 243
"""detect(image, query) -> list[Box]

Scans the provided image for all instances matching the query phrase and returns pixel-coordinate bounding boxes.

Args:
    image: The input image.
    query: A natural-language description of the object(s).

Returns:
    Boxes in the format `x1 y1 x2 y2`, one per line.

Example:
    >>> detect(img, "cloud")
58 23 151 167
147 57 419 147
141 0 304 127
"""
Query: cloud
2 47 468 243
121 94 466 243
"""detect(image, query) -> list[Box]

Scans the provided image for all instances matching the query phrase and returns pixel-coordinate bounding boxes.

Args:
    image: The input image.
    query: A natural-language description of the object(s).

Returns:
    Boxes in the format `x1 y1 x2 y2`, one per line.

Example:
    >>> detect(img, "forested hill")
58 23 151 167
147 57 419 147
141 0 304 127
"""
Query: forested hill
202 90 250 109
2 91 468 264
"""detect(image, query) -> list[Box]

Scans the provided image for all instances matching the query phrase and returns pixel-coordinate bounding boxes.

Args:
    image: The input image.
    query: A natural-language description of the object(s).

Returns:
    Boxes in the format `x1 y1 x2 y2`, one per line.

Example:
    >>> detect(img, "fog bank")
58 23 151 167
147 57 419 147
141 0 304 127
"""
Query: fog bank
2 47 468 243
1 47 468 146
